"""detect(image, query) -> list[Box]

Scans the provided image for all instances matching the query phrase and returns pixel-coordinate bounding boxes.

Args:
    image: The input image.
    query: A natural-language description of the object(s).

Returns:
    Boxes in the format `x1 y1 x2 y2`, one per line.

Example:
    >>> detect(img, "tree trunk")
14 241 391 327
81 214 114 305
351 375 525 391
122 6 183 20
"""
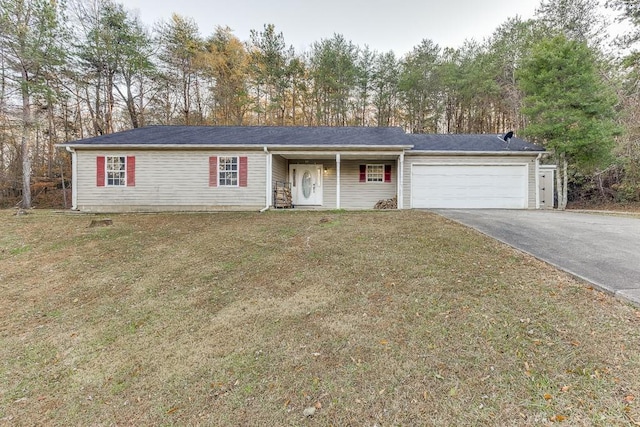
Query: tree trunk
1 46 5 191
556 152 568 210
136 77 146 127
106 71 115 134
562 156 568 209
75 83 84 139
89 81 102 135
47 101 55 177
183 70 191 125
127 83 139 128
292 77 297 125
194 75 203 124
116 74 139 128
21 73 32 209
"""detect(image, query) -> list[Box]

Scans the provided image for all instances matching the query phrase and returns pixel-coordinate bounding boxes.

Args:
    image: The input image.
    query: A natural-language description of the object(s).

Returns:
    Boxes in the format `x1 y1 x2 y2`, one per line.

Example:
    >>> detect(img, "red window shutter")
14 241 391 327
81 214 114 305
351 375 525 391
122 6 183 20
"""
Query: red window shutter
359 165 366 182
239 156 248 187
384 164 392 183
96 156 105 187
209 156 218 187
126 156 136 186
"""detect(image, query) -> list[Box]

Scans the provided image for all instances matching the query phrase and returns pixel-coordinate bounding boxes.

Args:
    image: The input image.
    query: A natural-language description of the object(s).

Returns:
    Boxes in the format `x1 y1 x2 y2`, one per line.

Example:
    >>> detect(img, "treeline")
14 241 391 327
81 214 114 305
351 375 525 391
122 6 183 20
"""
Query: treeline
1 0 639 208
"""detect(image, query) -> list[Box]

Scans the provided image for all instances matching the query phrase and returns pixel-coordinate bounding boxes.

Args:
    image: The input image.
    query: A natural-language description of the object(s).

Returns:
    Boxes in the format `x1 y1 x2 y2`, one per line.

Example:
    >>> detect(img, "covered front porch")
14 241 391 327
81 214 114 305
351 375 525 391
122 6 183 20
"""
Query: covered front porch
266 150 405 210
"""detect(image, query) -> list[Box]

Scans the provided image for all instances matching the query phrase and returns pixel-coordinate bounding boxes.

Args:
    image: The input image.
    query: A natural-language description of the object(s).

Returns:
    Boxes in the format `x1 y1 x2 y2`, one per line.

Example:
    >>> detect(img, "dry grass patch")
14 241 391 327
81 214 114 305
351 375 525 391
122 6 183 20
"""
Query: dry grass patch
1 209 639 426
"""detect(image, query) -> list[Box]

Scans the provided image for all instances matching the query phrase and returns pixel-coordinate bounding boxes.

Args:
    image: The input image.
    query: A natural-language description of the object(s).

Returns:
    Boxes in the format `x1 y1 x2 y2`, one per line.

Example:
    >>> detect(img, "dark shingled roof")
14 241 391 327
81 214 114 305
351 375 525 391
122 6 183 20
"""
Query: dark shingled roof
61 126 544 152
62 126 411 147
407 133 544 152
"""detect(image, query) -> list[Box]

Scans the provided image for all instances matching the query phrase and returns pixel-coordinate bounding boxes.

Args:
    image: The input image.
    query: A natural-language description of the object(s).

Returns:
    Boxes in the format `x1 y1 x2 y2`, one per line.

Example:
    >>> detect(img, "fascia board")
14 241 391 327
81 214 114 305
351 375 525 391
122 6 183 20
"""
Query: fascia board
57 144 414 150
407 150 543 156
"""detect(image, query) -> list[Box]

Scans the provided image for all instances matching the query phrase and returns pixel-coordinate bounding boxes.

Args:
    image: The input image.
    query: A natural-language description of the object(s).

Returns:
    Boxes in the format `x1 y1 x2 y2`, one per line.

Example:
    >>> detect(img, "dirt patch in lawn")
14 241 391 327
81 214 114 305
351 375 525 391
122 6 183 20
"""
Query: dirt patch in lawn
1 210 639 426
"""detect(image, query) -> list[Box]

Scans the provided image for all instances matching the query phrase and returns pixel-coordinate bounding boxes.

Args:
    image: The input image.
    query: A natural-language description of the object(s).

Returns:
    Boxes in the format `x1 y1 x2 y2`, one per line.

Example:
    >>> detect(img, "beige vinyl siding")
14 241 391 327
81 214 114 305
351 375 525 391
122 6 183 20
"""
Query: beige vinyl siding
321 161 337 209
340 160 396 209
271 155 289 208
272 155 288 185
403 154 539 209
76 150 266 212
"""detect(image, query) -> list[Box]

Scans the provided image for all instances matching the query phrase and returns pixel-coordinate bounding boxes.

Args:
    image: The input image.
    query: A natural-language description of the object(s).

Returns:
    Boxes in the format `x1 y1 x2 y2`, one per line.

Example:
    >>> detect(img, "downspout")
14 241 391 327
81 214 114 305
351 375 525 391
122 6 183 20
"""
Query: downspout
336 153 341 209
260 146 271 212
398 152 404 209
535 153 542 210
65 146 78 210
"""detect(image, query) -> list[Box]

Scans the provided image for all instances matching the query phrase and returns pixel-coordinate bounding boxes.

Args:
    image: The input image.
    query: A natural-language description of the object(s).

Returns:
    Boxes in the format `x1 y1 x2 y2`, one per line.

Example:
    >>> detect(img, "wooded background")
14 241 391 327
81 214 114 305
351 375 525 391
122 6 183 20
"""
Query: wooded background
1 0 638 208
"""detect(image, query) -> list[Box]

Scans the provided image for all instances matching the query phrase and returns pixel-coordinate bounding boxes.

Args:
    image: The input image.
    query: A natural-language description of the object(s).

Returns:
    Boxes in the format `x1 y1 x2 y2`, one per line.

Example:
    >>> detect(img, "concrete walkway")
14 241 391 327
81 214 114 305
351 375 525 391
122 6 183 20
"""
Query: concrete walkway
434 209 640 306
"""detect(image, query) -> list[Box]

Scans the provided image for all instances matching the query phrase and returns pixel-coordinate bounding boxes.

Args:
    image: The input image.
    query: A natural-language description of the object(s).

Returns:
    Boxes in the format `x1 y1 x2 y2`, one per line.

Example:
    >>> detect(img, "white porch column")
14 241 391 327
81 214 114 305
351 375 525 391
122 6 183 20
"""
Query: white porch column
336 153 341 209
397 153 404 209
262 147 272 210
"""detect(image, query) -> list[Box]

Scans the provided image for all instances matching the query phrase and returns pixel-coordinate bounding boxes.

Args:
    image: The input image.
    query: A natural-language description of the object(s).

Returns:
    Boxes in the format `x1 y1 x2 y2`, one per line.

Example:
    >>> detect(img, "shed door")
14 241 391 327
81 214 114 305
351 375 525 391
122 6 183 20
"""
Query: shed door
411 164 528 209
538 168 555 209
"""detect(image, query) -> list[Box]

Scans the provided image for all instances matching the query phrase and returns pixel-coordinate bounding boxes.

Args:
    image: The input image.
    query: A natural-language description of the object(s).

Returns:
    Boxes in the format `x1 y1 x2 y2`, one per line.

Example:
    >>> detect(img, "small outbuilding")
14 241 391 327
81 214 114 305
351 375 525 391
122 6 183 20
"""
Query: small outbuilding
59 126 546 212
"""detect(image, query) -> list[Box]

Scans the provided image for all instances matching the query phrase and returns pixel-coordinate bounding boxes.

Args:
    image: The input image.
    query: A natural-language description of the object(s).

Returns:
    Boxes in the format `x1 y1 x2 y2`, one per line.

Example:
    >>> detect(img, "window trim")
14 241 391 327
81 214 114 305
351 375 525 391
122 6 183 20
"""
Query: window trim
105 155 127 187
218 155 239 187
366 164 384 183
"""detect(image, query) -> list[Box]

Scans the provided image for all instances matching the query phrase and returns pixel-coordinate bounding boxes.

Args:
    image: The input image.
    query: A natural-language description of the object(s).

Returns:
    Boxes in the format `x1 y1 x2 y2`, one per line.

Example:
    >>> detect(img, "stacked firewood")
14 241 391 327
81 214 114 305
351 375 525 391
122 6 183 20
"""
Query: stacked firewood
274 183 292 208
374 196 397 209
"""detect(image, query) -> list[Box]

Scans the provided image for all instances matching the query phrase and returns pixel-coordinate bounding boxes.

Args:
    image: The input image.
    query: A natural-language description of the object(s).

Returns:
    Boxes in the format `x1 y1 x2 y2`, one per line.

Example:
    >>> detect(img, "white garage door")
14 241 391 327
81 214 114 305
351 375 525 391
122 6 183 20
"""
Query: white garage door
411 164 528 209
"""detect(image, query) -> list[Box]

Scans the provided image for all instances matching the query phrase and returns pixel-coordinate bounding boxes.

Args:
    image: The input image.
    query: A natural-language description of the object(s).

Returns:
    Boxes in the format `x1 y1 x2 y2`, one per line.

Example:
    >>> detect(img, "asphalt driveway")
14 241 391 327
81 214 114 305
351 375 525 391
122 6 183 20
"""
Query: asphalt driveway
434 210 640 306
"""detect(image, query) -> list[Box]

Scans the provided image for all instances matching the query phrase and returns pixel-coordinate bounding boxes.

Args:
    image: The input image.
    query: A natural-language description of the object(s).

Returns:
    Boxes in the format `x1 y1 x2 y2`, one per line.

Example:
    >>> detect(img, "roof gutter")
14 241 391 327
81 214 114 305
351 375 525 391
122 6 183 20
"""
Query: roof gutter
408 150 544 156
58 143 415 150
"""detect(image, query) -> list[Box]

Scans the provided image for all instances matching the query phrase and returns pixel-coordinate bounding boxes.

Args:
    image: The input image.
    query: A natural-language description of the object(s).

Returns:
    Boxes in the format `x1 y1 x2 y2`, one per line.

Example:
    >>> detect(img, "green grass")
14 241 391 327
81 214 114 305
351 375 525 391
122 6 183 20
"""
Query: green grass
0 209 639 426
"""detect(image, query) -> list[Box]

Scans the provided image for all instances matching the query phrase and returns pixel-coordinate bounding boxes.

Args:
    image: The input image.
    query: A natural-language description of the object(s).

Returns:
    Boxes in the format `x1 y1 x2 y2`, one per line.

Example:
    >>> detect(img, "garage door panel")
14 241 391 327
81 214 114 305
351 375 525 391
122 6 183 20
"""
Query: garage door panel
411 164 527 209
417 197 522 209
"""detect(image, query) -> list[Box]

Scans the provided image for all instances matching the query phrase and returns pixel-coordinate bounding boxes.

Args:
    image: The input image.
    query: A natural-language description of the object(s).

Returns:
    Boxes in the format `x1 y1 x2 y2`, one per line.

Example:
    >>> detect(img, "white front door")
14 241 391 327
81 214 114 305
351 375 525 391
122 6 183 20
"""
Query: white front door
290 164 323 206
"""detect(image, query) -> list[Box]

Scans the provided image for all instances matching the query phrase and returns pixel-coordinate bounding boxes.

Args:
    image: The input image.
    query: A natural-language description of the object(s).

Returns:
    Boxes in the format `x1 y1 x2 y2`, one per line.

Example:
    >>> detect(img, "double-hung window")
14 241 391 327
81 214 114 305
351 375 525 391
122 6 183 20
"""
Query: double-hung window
359 164 392 183
106 156 126 186
366 164 384 183
97 155 135 187
209 155 247 187
219 156 239 186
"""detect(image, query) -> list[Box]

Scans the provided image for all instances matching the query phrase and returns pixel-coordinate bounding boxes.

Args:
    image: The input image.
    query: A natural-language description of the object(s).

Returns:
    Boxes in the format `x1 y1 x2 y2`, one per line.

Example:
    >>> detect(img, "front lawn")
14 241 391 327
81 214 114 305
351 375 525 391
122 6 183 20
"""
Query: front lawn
1 210 638 425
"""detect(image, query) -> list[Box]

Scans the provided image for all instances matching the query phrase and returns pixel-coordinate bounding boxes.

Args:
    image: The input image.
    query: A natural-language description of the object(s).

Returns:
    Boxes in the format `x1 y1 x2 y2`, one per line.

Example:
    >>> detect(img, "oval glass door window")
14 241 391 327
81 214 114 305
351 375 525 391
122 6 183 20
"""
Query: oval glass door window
302 171 312 198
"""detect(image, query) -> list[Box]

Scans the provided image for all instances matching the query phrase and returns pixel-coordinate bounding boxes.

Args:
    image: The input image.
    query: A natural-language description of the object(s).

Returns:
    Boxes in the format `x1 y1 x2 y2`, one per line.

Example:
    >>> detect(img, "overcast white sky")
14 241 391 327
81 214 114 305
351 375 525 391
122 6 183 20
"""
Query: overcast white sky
123 0 543 55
